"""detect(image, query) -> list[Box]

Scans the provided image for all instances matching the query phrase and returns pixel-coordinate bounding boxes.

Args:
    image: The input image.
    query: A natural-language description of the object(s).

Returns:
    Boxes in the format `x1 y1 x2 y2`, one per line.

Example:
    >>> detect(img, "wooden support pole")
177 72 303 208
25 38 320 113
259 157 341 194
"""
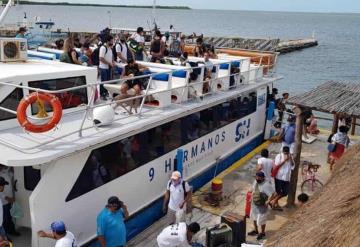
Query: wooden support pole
351 117 356 136
287 106 303 207
332 113 339 134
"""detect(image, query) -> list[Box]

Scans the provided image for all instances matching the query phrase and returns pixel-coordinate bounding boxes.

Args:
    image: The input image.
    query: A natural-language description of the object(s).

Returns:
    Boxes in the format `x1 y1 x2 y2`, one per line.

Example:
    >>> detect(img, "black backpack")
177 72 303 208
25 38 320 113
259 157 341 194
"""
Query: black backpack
169 40 182 57
91 46 101 66
168 180 188 198
92 45 114 66
151 39 161 54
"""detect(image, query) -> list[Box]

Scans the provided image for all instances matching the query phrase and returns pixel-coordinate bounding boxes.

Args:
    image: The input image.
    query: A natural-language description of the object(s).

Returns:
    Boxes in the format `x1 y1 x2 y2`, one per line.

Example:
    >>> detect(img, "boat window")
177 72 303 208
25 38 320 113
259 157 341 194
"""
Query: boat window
0 88 24 121
28 76 88 115
66 91 257 201
24 166 41 191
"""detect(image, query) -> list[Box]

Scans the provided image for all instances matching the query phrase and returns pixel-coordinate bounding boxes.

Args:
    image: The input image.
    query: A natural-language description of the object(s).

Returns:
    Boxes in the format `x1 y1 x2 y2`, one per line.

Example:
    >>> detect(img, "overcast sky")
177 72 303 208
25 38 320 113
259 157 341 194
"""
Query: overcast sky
32 0 360 13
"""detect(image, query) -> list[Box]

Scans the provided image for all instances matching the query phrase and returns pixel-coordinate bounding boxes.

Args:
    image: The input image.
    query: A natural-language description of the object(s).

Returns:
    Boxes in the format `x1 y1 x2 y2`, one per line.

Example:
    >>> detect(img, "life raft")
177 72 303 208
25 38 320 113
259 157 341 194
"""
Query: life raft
16 92 62 133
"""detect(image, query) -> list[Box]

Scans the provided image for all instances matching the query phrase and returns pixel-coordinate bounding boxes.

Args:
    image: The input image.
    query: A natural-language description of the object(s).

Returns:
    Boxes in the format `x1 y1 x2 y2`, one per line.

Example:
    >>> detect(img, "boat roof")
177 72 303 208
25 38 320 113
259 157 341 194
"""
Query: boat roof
0 78 279 167
0 59 96 81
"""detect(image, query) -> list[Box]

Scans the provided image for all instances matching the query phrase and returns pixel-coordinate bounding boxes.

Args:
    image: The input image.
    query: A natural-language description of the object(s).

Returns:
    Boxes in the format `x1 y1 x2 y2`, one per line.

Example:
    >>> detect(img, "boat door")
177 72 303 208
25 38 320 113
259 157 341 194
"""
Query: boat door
13 165 42 228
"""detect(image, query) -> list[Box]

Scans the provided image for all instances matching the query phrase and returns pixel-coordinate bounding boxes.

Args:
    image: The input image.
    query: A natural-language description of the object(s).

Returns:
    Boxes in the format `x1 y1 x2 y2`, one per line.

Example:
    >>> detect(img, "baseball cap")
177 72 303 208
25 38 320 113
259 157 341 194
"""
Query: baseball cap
0 177 9 186
171 171 181 180
255 171 265 178
50 221 66 232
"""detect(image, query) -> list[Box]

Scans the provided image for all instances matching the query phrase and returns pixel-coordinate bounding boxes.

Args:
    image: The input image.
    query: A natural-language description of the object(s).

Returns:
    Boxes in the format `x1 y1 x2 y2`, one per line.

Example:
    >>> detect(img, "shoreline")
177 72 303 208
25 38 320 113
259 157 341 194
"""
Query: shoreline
17 1 191 10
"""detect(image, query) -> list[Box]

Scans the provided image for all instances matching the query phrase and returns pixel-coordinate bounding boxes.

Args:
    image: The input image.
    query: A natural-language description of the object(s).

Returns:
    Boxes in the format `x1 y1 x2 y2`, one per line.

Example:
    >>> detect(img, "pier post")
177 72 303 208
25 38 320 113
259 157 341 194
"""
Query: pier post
332 113 339 134
351 117 356 136
287 106 304 206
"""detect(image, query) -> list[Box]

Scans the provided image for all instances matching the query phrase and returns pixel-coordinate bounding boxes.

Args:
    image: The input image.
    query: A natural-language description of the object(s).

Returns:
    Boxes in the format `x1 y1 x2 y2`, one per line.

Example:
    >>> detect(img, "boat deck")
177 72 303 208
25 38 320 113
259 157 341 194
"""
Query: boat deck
127 132 359 246
0 78 277 167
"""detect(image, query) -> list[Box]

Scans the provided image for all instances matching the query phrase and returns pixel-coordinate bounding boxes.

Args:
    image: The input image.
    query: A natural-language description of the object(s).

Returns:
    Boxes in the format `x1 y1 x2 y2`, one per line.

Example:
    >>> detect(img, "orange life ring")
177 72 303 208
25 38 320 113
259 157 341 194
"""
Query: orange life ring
17 92 63 133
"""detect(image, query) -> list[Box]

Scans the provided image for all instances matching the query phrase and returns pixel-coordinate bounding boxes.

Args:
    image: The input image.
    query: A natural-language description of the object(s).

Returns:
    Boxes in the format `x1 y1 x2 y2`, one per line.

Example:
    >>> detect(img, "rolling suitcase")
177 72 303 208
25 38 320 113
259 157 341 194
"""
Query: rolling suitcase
221 211 246 247
206 223 233 247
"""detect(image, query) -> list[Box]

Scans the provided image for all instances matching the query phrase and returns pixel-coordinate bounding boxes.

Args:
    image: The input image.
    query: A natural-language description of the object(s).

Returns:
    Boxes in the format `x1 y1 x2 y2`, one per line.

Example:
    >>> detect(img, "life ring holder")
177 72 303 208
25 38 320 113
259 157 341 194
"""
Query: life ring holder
17 92 63 133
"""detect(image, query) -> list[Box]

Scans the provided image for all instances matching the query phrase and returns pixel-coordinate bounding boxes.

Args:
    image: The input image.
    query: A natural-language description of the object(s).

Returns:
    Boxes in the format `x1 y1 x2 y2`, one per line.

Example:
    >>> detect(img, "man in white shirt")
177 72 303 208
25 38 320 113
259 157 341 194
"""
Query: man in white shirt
163 171 191 225
99 35 115 99
248 171 275 241
256 149 274 182
38 220 77 247
157 222 200 247
0 177 8 239
130 27 147 61
271 146 294 210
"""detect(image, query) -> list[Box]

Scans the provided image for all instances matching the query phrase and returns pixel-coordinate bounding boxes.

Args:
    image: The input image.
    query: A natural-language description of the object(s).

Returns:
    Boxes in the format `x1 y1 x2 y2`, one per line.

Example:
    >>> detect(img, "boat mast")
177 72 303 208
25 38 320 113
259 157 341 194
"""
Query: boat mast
0 0 14 25
152 0 157 30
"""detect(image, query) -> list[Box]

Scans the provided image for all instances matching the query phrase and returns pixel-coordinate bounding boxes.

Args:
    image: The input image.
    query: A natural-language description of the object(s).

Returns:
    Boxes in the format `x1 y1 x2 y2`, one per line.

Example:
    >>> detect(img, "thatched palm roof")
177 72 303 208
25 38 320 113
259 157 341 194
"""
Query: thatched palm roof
266 144 360 247
287 81 360 118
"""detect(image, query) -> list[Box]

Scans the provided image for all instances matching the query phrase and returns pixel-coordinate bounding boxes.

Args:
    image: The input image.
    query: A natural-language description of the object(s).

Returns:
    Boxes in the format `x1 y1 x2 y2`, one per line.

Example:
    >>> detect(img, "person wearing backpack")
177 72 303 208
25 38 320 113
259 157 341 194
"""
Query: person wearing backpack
248 171 275 241
99 35 115 99
279 115 296 154
114 34 133 63
162 171 191 225
130 27 147 61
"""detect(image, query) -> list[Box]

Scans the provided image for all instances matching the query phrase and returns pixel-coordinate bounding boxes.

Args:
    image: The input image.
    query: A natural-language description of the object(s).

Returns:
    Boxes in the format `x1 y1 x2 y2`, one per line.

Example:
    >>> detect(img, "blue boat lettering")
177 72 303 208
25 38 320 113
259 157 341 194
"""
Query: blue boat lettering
235 119 251 142
149 167 155 182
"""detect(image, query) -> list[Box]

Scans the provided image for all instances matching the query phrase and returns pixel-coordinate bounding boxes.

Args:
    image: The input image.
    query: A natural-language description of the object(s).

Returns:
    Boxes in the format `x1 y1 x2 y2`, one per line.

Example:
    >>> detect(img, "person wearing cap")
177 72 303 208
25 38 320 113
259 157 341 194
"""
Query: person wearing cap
247 171 275 241
157 222 200 247
163 171 191 225
15 27 27 39
0 177 9 239
96 196 129 247
37 220 77 247
280 114 296 154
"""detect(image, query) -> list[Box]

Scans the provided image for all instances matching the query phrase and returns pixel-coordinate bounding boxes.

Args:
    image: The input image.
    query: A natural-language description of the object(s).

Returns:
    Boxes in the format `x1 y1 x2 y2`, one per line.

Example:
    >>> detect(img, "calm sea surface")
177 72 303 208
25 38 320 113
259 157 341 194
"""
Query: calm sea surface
4 6 360 127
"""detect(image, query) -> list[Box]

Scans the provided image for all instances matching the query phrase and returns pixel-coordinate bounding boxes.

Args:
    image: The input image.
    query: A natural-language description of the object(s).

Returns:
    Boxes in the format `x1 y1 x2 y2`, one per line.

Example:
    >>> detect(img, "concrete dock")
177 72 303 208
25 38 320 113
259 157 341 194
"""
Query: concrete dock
127 131 358 246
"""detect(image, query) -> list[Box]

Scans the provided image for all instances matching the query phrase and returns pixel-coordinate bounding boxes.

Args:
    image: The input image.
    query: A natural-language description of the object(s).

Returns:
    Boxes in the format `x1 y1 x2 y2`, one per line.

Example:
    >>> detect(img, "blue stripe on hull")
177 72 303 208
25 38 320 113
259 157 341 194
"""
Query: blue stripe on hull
87 134 263 246
126 134 263 240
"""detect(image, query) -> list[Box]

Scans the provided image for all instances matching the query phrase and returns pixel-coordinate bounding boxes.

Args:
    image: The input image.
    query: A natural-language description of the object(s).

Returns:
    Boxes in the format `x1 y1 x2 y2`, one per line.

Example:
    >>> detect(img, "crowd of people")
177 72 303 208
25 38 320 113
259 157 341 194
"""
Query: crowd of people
47 27 219 100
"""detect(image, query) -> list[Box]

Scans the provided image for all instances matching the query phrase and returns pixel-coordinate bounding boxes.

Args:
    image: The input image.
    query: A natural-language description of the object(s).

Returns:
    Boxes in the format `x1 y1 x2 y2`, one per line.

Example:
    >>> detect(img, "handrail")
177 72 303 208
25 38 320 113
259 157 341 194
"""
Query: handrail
0 61 274 152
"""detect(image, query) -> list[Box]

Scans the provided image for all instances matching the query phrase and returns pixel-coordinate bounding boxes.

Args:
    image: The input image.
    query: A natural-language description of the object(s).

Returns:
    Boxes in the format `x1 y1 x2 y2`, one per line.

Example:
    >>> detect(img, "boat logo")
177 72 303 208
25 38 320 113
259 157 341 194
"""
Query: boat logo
235 119 251 142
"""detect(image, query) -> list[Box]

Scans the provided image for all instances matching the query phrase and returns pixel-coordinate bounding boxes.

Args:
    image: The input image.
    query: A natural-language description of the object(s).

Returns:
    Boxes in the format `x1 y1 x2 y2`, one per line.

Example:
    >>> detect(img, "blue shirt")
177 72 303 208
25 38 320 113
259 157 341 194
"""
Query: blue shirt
283 123 295 144
15 33 25 39
97 208 126 247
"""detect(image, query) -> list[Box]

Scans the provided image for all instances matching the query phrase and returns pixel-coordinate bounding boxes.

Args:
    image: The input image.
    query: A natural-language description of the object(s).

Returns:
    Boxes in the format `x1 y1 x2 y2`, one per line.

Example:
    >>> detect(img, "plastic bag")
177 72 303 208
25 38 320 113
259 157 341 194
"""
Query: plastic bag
175 208 185 223
10 202 24 219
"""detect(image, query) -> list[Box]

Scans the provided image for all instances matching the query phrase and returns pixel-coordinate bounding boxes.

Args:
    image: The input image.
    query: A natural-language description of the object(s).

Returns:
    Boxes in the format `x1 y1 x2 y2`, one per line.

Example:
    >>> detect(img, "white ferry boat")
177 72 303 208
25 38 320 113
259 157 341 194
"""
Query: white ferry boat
0 37 279 246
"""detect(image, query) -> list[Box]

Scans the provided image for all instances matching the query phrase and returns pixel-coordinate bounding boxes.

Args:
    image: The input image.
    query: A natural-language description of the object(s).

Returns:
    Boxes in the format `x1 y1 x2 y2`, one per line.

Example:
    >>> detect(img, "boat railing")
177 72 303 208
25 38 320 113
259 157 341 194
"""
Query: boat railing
0 63 274 152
